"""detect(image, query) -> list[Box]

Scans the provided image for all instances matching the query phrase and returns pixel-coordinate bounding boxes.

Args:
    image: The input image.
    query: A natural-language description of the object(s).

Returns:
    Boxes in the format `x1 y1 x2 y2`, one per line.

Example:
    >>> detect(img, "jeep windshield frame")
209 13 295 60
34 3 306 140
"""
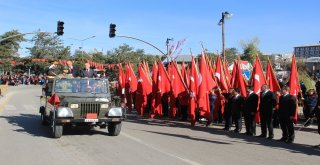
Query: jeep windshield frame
53 78 110 94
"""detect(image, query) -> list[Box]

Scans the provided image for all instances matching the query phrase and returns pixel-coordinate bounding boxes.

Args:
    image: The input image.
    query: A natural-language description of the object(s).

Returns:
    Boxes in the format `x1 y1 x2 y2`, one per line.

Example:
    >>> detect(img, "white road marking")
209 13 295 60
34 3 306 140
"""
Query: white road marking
122 132 202 165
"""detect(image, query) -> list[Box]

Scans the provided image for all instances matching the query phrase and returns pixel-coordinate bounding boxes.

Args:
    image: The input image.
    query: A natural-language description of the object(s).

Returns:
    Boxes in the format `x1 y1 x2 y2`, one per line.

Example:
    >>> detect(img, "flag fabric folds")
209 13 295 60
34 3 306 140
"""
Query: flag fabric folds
266 59 281 92
197 52 217 119
215 56 229 93
189 56 198 126
251 56 266 123
288 55 300 123
136 64 152 116
48 93 60 107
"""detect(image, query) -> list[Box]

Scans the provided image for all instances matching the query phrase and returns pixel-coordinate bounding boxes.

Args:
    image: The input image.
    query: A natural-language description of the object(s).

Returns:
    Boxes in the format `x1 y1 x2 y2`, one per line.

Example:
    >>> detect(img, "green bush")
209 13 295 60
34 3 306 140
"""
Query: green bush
299 70 315 91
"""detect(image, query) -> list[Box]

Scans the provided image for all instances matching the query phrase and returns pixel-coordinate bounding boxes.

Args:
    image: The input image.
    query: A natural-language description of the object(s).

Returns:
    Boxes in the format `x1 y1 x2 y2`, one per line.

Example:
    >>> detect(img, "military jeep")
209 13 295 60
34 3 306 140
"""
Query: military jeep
39 77 125 138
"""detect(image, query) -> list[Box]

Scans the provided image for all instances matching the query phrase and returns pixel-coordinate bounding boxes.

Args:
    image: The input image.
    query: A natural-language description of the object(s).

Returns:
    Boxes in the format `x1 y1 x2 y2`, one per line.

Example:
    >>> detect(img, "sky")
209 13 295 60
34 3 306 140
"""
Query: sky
0 0 319 57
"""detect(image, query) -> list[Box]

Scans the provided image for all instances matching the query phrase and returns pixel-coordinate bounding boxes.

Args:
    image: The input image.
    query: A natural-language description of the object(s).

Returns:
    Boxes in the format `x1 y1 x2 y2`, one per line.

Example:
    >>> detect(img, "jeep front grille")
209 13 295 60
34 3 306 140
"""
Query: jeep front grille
80 103 101 118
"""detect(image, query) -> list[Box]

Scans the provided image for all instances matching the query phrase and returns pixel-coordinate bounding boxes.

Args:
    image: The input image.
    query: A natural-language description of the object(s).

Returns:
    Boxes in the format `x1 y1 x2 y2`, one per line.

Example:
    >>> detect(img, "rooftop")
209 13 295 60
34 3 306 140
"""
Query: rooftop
294 43 320 48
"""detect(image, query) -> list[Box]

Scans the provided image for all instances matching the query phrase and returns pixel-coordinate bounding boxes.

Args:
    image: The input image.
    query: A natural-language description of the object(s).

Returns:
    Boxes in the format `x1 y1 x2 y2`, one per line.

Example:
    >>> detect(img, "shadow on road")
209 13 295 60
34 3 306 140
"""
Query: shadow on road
0 114 51 138
0 113 108 138
125 115 320 156
141 130 230 145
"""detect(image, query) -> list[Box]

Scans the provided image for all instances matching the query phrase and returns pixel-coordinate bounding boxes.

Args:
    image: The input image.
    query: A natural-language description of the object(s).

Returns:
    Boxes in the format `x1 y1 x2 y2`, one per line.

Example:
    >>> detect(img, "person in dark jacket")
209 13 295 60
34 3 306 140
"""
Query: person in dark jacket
230 88 245 133
258 84 277 139
81 62 97 78
67 60 81 77
244 86 259 136
273 90 281 128
223 91 233 131
303 89 318 126
310 98 320 148
208 88 217 126
315 79 320 96
278 86 297 143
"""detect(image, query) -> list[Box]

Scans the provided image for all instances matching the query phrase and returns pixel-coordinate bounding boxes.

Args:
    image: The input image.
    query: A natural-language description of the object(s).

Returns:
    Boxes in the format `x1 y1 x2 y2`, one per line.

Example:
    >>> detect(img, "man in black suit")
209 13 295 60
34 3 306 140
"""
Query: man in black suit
67 60 81 77
258 84 277 139
230 88 245 133
82 62 97 78
244 86 259 136
278 86 297 143
223 92 233 131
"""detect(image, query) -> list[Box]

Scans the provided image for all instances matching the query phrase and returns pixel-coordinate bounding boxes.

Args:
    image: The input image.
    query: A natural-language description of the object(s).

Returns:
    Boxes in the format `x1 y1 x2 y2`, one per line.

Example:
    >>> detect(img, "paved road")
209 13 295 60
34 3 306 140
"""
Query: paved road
0 86 319 165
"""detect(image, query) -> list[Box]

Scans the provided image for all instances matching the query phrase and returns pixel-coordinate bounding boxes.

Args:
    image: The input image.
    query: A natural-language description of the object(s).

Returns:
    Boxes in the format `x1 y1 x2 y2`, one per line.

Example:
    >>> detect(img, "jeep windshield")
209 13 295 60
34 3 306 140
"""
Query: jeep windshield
54 78 109 94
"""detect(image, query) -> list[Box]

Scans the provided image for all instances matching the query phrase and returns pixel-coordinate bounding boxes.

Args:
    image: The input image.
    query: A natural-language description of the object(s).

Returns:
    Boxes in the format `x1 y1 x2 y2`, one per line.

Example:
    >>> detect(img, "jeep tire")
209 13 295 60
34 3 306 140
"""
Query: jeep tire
108 122 122 136
52 121 63 138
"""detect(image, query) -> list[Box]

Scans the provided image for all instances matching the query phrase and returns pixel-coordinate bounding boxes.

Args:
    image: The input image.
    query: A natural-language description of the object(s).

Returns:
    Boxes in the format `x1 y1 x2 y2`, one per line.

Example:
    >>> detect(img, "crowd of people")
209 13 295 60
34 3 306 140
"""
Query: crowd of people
0 74 45 86
130 83 320 147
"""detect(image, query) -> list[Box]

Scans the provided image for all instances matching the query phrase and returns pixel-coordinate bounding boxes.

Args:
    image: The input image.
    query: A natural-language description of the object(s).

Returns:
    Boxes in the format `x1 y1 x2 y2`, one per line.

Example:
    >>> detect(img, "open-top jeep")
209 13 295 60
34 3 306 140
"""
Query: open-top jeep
39 77 125 138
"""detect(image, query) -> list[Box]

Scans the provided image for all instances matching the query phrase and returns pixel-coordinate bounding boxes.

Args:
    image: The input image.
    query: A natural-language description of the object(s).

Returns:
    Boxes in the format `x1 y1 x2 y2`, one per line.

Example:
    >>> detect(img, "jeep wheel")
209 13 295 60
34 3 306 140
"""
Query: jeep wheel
52 121 63 138
108 122 122 136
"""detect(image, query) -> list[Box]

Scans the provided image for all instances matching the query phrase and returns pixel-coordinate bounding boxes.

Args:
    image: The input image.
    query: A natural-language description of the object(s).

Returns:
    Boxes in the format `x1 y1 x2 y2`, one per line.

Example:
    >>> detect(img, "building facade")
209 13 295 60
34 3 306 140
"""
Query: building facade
294 43 320 58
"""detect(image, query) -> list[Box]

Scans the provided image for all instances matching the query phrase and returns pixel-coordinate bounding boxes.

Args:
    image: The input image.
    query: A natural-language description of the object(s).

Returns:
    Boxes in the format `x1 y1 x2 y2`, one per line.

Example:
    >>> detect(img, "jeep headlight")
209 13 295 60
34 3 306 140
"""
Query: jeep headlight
57 107 73 117
70 104 79 109
108 107 122 117
101 104 109 109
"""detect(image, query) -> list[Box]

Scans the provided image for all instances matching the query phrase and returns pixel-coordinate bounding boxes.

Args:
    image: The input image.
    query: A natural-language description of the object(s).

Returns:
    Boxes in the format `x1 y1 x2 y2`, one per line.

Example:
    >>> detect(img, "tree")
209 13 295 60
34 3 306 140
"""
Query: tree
240 37 262 64
106 44 156 66
91 51 106 63
225 47 238 64
0 30 25 59
27 31 71 59
105 44 157 80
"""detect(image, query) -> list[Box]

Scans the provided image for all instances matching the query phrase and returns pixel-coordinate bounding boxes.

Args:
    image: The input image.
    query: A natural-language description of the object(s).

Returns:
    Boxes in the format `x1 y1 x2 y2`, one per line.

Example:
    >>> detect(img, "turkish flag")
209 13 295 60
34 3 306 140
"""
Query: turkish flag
223 60 231 86
48 93 60 107
197 52 217 119
169 62 187 118
125 63 138 112
151 61 171 118
136 64 152 116
266 59 281 92
252 56 266 94
189 56 198 126
125 64 137 93
170 62 187 98
151 62 159 118
233 58 247 97
215 56 229 93
181 61 189 87
289 55 300 123
117 64 125 96
251 56 266 123
230 60 238 87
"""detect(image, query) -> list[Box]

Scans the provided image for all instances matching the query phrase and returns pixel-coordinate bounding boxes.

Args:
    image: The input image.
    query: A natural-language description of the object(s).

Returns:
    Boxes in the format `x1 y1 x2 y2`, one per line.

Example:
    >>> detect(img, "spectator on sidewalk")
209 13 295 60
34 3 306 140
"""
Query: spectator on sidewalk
303 89 318 127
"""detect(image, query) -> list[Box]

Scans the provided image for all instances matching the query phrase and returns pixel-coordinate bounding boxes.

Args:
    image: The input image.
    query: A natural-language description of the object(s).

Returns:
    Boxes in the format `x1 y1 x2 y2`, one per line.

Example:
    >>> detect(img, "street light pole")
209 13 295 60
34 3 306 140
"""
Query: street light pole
166 38 173 55
218 11 232 62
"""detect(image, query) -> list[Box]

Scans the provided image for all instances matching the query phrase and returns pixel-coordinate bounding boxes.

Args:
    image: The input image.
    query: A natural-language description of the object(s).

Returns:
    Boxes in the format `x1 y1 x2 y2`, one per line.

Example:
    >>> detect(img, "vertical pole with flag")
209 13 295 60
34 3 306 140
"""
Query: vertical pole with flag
288 55 300 123
251 55 266 123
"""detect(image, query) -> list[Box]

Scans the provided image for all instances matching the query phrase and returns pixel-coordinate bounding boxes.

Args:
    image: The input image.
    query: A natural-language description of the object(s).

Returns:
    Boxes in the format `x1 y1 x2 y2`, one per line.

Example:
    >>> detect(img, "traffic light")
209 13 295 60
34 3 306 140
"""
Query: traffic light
109 23 116 38
57 21 64 36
